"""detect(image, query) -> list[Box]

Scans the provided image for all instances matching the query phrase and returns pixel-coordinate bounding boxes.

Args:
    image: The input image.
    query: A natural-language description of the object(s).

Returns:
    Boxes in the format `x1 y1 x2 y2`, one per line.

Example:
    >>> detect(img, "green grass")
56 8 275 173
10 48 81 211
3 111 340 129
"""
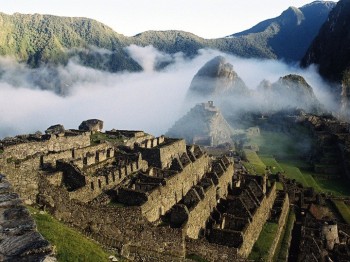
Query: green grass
278 162 309 186
276 182 284 191
278 160 350 196
275 210 296 262
243 149 266 175
332 200 350 224
249 131 312 159
249 131 350 196
313 177 350 196
260 155 284 173
90 132 124 146
28 207 111 262
248 222 279 261
277 161 322 191
245 130 350 196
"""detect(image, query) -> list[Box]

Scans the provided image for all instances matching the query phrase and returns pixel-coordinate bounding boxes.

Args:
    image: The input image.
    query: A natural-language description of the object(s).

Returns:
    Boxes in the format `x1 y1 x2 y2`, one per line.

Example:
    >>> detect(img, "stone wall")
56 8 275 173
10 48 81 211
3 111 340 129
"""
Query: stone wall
66 157 146 202
266 193 290 261
141 153 210 222
42 150 73 168
0 132 92 203
0 155 41 204
38 177 186 259
159 139 187 169
1 132 90 160
186 237 239 262
0 175 54 261
73 143 112 160
69 160 142 202
137 138 187 169
185 163 234 239
238 182 277 257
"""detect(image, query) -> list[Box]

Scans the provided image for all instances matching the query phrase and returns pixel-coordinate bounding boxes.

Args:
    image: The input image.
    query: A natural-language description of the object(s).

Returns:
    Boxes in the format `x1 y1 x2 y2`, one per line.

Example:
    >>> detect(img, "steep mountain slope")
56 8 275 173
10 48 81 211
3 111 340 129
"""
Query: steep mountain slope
301 0 350 83
186 56 249 99
0 1 335 72
257 74 323 113
0 13 141 71
228 1 335 62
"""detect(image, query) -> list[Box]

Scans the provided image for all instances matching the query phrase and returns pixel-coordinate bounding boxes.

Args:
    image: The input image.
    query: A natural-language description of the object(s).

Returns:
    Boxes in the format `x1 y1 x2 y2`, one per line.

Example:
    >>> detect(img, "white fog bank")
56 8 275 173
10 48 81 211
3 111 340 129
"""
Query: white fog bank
0 47 338 138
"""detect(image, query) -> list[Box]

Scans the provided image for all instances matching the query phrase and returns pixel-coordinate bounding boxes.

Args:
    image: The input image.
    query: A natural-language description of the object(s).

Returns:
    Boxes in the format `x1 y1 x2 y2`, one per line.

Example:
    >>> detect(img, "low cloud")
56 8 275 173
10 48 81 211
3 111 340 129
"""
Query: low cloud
0 47 339 138
124 45 185 72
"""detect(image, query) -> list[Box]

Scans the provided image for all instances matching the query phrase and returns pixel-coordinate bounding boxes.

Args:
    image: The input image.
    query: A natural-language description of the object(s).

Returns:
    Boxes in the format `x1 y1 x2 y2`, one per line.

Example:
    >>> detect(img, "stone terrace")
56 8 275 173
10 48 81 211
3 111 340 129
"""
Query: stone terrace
206 175 277 257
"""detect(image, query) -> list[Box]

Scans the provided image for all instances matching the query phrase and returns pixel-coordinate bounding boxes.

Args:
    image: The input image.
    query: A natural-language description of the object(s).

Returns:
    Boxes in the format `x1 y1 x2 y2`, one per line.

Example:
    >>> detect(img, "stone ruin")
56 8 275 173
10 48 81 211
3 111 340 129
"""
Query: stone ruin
270 171 350 262
2 119 346 261
167 101 233 147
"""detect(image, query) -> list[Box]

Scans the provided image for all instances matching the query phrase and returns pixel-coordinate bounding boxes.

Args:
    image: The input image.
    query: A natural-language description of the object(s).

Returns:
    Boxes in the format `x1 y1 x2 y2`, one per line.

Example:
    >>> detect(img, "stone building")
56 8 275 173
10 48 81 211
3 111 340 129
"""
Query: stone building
0 121 296 261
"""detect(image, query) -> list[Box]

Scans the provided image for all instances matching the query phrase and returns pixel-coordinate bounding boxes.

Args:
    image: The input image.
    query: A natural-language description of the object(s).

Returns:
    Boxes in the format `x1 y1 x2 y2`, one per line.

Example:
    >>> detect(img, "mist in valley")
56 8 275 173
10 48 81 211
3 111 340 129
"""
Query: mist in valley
0 46 340 139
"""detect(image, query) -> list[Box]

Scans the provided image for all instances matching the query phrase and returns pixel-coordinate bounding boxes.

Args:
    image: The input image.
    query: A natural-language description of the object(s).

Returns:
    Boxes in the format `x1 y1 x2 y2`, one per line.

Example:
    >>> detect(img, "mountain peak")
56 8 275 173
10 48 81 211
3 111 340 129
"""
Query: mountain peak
280 6 305 25
196 56 235 78
228 1 335 61
186 56 248 99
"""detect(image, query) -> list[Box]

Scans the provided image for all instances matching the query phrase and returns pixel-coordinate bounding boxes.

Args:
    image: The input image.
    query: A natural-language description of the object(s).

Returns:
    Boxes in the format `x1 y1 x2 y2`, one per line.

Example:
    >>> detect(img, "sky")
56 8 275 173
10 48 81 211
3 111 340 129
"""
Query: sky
0 0 337 39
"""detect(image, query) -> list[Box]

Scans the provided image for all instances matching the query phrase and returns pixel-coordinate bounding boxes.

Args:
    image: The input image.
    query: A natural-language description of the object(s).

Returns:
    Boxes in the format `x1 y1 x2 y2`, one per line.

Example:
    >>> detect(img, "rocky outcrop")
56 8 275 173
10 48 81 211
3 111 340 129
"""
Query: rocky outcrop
341 71 350 121
257 74 323 113
45 124 65 135
79 119 103 132
301 0 350 83
187 56 249 100
166 101 233 146
0 175 54 261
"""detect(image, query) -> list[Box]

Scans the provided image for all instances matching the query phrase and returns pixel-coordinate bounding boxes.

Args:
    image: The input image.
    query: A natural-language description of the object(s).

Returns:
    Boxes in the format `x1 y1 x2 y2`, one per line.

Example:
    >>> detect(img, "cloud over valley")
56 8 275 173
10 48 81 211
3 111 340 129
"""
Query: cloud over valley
0 46 338 138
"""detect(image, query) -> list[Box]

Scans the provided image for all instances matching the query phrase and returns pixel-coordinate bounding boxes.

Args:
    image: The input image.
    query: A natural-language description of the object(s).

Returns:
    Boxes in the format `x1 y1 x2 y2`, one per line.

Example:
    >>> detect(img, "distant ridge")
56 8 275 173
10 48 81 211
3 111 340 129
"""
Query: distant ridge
228 1 336 62
0 1 335 73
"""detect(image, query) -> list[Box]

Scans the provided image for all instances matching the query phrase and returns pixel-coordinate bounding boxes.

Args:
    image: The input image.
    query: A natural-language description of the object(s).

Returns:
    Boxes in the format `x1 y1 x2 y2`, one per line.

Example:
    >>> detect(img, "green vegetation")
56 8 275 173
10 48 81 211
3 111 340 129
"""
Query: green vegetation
276 182 284 190
277 159 350 195
28 207 111 262
243 149 266 175
0 4 333 75
0 12 271 72
248 222 279 261
186 254 209 262
246 130 350 196
278 162 321 191
332 200 350 224
312 177 350 196
250 130 312 159
275 210 296 262
90 132 124 146
260 155 284 173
